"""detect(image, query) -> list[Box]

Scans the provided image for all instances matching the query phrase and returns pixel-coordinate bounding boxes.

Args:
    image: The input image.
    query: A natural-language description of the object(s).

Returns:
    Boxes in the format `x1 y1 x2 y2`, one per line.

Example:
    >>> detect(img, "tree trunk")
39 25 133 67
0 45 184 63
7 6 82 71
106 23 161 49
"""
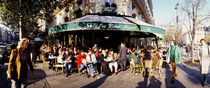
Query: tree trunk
191 9 195 63
19 15 23 40
19 0 22 40
191 39 194 63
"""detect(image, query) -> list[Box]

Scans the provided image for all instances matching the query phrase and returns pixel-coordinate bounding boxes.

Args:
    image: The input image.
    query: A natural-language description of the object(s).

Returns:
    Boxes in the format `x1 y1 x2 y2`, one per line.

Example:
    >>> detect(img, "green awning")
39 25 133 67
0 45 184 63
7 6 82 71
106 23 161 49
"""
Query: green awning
48 22 140 35
48 15 165 36
124 17 165 35
140 25 165 35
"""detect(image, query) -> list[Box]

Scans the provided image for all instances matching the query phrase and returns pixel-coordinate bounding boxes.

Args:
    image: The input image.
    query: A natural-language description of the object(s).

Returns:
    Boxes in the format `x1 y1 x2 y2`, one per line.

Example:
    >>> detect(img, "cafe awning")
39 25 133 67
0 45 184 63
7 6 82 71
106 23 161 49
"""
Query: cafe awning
124 17 165 35
48 15 140 35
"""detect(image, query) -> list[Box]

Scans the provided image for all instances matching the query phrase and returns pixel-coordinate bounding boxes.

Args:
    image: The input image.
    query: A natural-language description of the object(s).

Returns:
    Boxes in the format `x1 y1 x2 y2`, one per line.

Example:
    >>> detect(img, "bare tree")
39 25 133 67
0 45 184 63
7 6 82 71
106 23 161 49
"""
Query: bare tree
181 0 210 63
163 27 174 46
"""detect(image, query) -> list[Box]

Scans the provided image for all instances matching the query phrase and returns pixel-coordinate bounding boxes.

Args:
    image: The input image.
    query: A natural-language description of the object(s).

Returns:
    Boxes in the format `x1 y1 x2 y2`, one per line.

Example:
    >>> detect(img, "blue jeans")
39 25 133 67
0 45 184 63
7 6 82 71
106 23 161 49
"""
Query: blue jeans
64 62 72 72
80 64 86 71
88 61 98 76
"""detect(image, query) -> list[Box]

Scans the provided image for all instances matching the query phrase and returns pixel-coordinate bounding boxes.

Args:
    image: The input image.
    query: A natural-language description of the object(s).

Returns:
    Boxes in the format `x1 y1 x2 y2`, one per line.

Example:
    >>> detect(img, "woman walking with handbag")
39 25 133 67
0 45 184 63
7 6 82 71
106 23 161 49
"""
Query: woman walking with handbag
7 38 34 88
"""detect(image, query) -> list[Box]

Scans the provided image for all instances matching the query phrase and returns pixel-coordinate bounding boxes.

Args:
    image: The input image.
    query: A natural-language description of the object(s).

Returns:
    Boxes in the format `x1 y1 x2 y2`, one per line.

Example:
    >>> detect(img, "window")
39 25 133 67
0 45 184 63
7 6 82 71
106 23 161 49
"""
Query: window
64 16 69 22
104 0 115 5
104 0 115 4
54 17 57 26
132 3 136 9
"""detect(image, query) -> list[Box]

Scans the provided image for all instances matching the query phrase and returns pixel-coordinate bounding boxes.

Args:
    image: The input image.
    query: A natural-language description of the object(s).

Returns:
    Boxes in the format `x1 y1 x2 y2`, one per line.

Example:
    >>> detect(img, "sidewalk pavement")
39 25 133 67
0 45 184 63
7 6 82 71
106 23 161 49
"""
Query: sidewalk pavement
28 61 209 88
1 57 209 88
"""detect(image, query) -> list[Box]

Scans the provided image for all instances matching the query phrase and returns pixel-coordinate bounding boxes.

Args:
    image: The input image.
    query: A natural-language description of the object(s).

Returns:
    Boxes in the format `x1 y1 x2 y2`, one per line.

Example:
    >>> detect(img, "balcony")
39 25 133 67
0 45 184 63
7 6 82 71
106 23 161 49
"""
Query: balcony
102 2 117 15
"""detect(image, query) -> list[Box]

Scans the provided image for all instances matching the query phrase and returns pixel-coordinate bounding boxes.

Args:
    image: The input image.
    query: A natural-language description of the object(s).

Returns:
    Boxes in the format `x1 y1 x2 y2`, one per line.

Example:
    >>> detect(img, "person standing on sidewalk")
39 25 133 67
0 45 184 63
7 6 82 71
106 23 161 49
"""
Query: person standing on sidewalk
166 40 181 84
7 38 34 88
118 42 128 71
197 39 210 87
186 44 191 57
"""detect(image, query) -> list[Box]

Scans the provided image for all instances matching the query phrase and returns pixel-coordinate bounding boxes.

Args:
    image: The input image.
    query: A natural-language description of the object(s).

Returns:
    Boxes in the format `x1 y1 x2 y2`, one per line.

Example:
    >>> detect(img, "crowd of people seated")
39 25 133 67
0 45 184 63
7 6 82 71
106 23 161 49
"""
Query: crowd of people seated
37 43 167 78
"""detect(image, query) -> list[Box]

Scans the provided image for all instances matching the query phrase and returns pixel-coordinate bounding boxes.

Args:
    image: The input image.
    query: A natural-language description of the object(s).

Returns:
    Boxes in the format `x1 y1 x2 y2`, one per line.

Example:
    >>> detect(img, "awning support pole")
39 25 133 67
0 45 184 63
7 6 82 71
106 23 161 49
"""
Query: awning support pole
155 37 158 49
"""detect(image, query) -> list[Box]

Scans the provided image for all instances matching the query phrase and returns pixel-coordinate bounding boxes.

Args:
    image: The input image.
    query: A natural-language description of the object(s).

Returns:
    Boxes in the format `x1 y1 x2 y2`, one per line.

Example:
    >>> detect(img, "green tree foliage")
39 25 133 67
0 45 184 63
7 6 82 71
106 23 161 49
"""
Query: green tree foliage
0 0 62 38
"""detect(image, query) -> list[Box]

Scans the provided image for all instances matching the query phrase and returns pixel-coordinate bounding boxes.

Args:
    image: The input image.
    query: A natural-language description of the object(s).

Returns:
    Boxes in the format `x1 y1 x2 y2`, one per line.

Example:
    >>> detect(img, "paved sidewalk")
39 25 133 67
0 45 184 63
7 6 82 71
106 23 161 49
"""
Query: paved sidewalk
27 63 210 88
1 59 210 88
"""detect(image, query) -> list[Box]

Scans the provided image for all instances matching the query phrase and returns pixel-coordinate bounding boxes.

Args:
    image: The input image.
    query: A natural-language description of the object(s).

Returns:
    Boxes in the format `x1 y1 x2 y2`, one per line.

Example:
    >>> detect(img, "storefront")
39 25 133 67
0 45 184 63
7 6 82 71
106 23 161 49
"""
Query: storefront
47 15 165 51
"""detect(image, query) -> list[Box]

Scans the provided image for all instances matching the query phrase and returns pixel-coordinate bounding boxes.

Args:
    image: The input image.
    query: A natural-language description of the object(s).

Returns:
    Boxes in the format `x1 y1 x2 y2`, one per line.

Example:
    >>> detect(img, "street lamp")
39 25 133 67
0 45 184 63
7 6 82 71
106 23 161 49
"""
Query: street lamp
175 2 179 42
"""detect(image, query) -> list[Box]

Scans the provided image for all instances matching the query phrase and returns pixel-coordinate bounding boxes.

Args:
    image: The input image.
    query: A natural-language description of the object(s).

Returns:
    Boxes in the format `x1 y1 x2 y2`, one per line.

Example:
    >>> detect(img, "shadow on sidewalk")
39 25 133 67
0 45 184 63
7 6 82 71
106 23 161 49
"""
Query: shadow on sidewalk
0 66 47 88
81 75 108 88
136 76 162 88
27 69 47 85
177 64 204 85
165 65 186 88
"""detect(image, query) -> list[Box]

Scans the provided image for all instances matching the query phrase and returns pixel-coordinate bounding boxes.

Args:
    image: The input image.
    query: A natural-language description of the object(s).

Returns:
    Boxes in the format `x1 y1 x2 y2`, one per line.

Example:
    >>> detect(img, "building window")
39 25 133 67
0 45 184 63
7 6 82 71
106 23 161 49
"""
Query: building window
64 16 69 22
132 3 135 9
104 0 115 4
74 9 82 18
54 17 57 26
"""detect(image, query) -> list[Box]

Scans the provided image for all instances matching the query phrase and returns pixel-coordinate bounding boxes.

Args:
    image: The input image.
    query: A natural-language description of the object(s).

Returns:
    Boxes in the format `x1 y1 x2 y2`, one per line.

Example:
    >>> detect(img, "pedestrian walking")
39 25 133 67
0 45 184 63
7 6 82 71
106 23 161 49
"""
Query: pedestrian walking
185 45 191 57
7 38 34 88
197 39 210 87
166 40 181 84
118 42 128 71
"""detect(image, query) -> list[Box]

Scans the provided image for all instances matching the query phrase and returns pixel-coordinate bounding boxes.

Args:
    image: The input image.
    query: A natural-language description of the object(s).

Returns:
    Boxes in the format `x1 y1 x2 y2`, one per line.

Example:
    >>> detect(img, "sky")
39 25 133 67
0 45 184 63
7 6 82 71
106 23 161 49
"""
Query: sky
152 0 210 26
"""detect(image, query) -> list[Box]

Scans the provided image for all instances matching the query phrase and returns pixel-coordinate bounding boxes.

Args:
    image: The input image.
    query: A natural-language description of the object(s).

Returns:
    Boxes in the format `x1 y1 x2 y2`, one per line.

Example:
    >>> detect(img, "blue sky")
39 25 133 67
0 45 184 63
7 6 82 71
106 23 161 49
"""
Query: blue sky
152 0 210 26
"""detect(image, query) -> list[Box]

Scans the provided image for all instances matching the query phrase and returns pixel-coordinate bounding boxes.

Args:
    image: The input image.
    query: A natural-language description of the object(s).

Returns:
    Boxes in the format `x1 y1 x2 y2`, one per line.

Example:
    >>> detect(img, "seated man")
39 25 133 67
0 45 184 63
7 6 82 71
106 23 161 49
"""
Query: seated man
130 50 141 66
107 53 118 75
86 49 98 78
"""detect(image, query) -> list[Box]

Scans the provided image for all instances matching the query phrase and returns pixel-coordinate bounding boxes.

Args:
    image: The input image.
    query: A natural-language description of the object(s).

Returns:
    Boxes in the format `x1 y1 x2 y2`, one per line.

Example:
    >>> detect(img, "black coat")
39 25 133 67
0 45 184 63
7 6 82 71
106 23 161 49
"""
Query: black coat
118 46 128 60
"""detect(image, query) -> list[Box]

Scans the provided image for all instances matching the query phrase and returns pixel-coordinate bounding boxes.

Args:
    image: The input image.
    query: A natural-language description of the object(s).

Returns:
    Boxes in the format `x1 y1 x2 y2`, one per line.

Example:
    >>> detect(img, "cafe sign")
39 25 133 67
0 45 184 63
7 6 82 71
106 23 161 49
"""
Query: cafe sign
48 22 140 35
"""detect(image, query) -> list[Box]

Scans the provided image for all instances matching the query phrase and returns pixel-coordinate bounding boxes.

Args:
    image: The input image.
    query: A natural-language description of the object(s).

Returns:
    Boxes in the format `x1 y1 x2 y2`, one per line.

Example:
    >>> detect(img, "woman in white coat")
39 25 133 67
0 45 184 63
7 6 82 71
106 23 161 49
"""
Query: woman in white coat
197 39 210 87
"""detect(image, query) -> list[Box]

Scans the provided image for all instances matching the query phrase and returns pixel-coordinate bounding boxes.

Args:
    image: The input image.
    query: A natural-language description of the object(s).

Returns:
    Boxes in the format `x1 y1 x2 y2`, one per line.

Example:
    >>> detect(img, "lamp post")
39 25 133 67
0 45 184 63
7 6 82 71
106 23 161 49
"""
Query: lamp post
175 2 179 42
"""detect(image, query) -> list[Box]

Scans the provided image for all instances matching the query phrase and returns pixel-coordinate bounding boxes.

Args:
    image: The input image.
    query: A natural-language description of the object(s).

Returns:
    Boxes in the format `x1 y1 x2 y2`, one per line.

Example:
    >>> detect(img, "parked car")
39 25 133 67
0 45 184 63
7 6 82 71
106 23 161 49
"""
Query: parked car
0 46 7 65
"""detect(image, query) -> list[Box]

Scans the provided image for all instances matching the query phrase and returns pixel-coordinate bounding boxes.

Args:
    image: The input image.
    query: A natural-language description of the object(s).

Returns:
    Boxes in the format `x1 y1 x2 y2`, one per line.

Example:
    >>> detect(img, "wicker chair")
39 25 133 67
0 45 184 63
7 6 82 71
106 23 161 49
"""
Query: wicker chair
55 56 64 74
130 59 143 75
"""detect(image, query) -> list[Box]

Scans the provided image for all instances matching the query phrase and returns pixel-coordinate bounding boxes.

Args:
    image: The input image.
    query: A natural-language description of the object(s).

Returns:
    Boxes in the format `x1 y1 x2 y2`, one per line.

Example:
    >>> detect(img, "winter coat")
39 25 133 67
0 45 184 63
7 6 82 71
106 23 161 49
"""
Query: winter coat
197 44 210 74
8 48 34 79
166 45 181 64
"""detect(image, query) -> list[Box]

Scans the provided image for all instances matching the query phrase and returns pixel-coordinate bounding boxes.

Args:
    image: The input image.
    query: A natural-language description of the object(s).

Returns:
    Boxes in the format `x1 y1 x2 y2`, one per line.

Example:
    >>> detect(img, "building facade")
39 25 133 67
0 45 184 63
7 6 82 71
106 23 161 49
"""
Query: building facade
37 0 161 50
38 0 154 32
182 26 210 45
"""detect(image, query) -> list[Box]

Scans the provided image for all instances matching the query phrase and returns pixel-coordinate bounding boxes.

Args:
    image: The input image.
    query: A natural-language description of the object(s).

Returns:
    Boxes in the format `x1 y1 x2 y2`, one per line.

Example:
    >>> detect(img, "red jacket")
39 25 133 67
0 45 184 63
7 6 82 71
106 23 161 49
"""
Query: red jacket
76 54 86 68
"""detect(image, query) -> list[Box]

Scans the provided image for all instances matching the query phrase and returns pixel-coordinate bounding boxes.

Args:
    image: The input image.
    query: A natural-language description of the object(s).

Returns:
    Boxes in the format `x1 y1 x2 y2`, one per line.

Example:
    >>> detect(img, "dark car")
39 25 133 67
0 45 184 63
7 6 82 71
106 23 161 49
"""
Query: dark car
0 46 8 65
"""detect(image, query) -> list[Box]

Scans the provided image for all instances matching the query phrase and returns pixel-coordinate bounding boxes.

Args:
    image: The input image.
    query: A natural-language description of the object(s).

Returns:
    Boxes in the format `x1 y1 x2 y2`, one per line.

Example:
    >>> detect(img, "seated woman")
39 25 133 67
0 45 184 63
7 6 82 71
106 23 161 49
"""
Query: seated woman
76 50 87 73
151 50 161 69
108 53 118 75
130 50 141 66
141 48 152 76
100 50 108 74
63 49 72 77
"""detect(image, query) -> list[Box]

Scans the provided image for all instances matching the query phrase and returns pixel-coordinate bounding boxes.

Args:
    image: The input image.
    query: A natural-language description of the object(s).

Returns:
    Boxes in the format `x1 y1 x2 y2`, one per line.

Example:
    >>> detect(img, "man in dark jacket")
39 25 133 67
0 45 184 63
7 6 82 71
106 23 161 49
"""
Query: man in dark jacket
118 42 128 71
